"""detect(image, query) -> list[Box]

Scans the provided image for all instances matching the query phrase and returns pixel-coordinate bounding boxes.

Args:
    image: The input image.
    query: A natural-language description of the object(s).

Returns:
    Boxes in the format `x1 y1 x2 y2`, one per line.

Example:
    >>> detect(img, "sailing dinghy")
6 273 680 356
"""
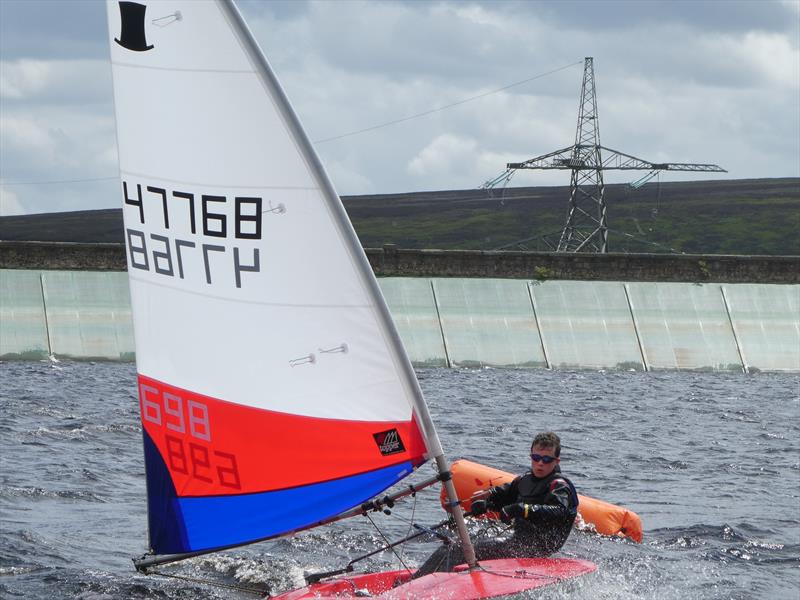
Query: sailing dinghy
106 1 596 596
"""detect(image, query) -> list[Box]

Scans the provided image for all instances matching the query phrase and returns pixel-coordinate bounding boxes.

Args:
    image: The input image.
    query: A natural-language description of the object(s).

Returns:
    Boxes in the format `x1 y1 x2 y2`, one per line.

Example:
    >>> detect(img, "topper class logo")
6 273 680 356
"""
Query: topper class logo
115 1 154 52
373 429 405 456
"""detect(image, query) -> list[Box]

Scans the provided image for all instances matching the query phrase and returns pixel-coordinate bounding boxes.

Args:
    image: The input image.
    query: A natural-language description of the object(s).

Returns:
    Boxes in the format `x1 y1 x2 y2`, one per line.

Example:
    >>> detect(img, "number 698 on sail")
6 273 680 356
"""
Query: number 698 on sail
139 383 242 490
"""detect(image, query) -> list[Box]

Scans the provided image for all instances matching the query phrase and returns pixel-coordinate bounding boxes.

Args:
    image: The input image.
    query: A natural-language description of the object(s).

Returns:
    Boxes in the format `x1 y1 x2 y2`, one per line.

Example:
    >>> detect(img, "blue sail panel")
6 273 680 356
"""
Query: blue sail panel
144 428 416 554
178 463 414 552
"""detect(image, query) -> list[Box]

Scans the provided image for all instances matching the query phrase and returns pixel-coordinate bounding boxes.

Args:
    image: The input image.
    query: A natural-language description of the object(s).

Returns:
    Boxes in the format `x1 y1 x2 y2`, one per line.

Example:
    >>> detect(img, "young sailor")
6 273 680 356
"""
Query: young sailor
414 431 579 575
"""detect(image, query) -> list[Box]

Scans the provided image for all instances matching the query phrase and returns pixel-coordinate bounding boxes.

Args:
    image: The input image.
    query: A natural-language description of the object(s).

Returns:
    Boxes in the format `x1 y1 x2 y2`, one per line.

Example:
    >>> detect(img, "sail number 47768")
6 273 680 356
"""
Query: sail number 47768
122 180 262 289
140 384 241 490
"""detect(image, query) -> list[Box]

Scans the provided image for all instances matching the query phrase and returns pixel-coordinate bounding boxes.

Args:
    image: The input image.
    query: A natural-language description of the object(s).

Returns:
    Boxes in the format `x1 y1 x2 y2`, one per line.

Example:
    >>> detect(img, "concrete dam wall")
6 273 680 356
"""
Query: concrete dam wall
2 268 797 372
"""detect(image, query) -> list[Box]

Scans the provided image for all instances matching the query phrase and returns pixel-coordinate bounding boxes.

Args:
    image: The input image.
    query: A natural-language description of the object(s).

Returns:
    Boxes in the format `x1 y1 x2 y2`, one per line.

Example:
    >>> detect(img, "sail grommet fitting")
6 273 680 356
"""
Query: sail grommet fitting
438 470 453 482
319 343 348 354
152 11 182 27
263 200 286 214
289 354 316 367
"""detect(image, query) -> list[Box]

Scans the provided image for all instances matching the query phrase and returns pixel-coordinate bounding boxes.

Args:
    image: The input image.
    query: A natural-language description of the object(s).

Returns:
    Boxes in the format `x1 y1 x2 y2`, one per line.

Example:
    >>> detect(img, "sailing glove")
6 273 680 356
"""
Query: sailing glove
469 500 488 516
485 486 507 510
500 502 533 523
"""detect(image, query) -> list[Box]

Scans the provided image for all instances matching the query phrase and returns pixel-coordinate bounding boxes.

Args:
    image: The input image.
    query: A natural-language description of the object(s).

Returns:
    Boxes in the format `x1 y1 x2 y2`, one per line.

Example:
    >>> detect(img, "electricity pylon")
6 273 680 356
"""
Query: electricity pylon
490 57 727 253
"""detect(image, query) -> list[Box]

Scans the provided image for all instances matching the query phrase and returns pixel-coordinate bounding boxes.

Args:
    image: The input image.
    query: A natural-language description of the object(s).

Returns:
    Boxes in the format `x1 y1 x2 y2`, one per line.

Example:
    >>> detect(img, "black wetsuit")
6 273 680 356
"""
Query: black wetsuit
414 467 578 576
485 466 578 556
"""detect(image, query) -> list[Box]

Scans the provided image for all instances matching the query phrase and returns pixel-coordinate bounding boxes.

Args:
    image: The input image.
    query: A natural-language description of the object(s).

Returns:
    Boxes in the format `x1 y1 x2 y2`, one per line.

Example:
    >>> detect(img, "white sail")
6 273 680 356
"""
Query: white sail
106 0 444 556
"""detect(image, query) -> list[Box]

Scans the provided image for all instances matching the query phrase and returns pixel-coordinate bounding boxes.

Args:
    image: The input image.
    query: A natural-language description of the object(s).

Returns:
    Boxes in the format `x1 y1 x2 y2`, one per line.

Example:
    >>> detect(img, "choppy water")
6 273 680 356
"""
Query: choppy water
1 362 798 599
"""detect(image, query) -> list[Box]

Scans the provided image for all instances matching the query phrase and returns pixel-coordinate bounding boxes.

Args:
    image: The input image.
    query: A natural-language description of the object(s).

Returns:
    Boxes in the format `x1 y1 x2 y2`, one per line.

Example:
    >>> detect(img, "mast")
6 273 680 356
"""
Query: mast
216 0 478 568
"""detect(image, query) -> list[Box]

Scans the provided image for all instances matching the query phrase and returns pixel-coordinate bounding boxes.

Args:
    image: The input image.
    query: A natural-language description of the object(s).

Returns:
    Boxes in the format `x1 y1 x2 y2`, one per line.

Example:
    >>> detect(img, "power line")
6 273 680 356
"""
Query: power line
1 61 582 186
1 176 118 187
312 61 583 144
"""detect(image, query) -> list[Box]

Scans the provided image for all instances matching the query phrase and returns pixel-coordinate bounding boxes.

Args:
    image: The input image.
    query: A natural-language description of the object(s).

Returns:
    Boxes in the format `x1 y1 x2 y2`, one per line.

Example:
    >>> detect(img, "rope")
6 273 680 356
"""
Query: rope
395 487 418 567
364 513 412 572
473 520 513 541
475 563 563 584
147 568 271 597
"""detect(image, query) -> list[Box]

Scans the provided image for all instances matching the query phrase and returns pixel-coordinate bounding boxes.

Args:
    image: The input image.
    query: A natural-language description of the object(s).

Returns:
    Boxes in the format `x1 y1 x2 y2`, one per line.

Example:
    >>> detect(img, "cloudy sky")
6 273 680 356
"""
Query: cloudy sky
1 0 798 216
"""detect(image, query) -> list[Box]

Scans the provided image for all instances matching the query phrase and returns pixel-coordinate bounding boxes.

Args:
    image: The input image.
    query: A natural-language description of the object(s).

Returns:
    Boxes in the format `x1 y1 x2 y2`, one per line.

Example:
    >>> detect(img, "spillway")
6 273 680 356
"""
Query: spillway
2 269 797 372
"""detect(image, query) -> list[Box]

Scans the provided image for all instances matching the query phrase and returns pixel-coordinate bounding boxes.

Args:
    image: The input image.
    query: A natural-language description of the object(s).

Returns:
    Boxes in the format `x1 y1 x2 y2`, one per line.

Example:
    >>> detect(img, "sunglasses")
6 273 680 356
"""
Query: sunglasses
530 453 557 464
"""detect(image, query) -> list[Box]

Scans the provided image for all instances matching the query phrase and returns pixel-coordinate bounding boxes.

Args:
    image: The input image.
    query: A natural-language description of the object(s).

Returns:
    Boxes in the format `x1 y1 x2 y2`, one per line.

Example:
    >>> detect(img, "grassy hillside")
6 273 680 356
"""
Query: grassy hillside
346 178 800 255
1 178 798 255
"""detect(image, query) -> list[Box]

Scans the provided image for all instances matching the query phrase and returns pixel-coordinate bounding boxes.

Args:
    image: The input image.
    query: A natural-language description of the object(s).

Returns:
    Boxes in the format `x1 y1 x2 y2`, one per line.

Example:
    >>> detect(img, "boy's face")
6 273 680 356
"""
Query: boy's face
530 444 560 478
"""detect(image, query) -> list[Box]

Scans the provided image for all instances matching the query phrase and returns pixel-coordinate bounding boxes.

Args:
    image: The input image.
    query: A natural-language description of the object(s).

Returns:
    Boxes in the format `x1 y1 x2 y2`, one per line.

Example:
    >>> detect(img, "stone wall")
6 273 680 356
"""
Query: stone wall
1 240 798 283
0 241 127 271
366 246 800 283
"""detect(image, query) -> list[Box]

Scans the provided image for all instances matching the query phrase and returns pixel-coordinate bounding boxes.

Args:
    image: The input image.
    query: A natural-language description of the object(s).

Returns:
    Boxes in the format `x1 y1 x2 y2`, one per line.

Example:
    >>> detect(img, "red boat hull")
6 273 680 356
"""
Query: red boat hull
274 557 596 599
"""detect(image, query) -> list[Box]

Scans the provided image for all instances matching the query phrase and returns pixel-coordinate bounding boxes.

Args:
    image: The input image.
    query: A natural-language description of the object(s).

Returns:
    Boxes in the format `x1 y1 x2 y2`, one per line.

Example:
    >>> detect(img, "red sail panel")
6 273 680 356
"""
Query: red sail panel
138 374 427 497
